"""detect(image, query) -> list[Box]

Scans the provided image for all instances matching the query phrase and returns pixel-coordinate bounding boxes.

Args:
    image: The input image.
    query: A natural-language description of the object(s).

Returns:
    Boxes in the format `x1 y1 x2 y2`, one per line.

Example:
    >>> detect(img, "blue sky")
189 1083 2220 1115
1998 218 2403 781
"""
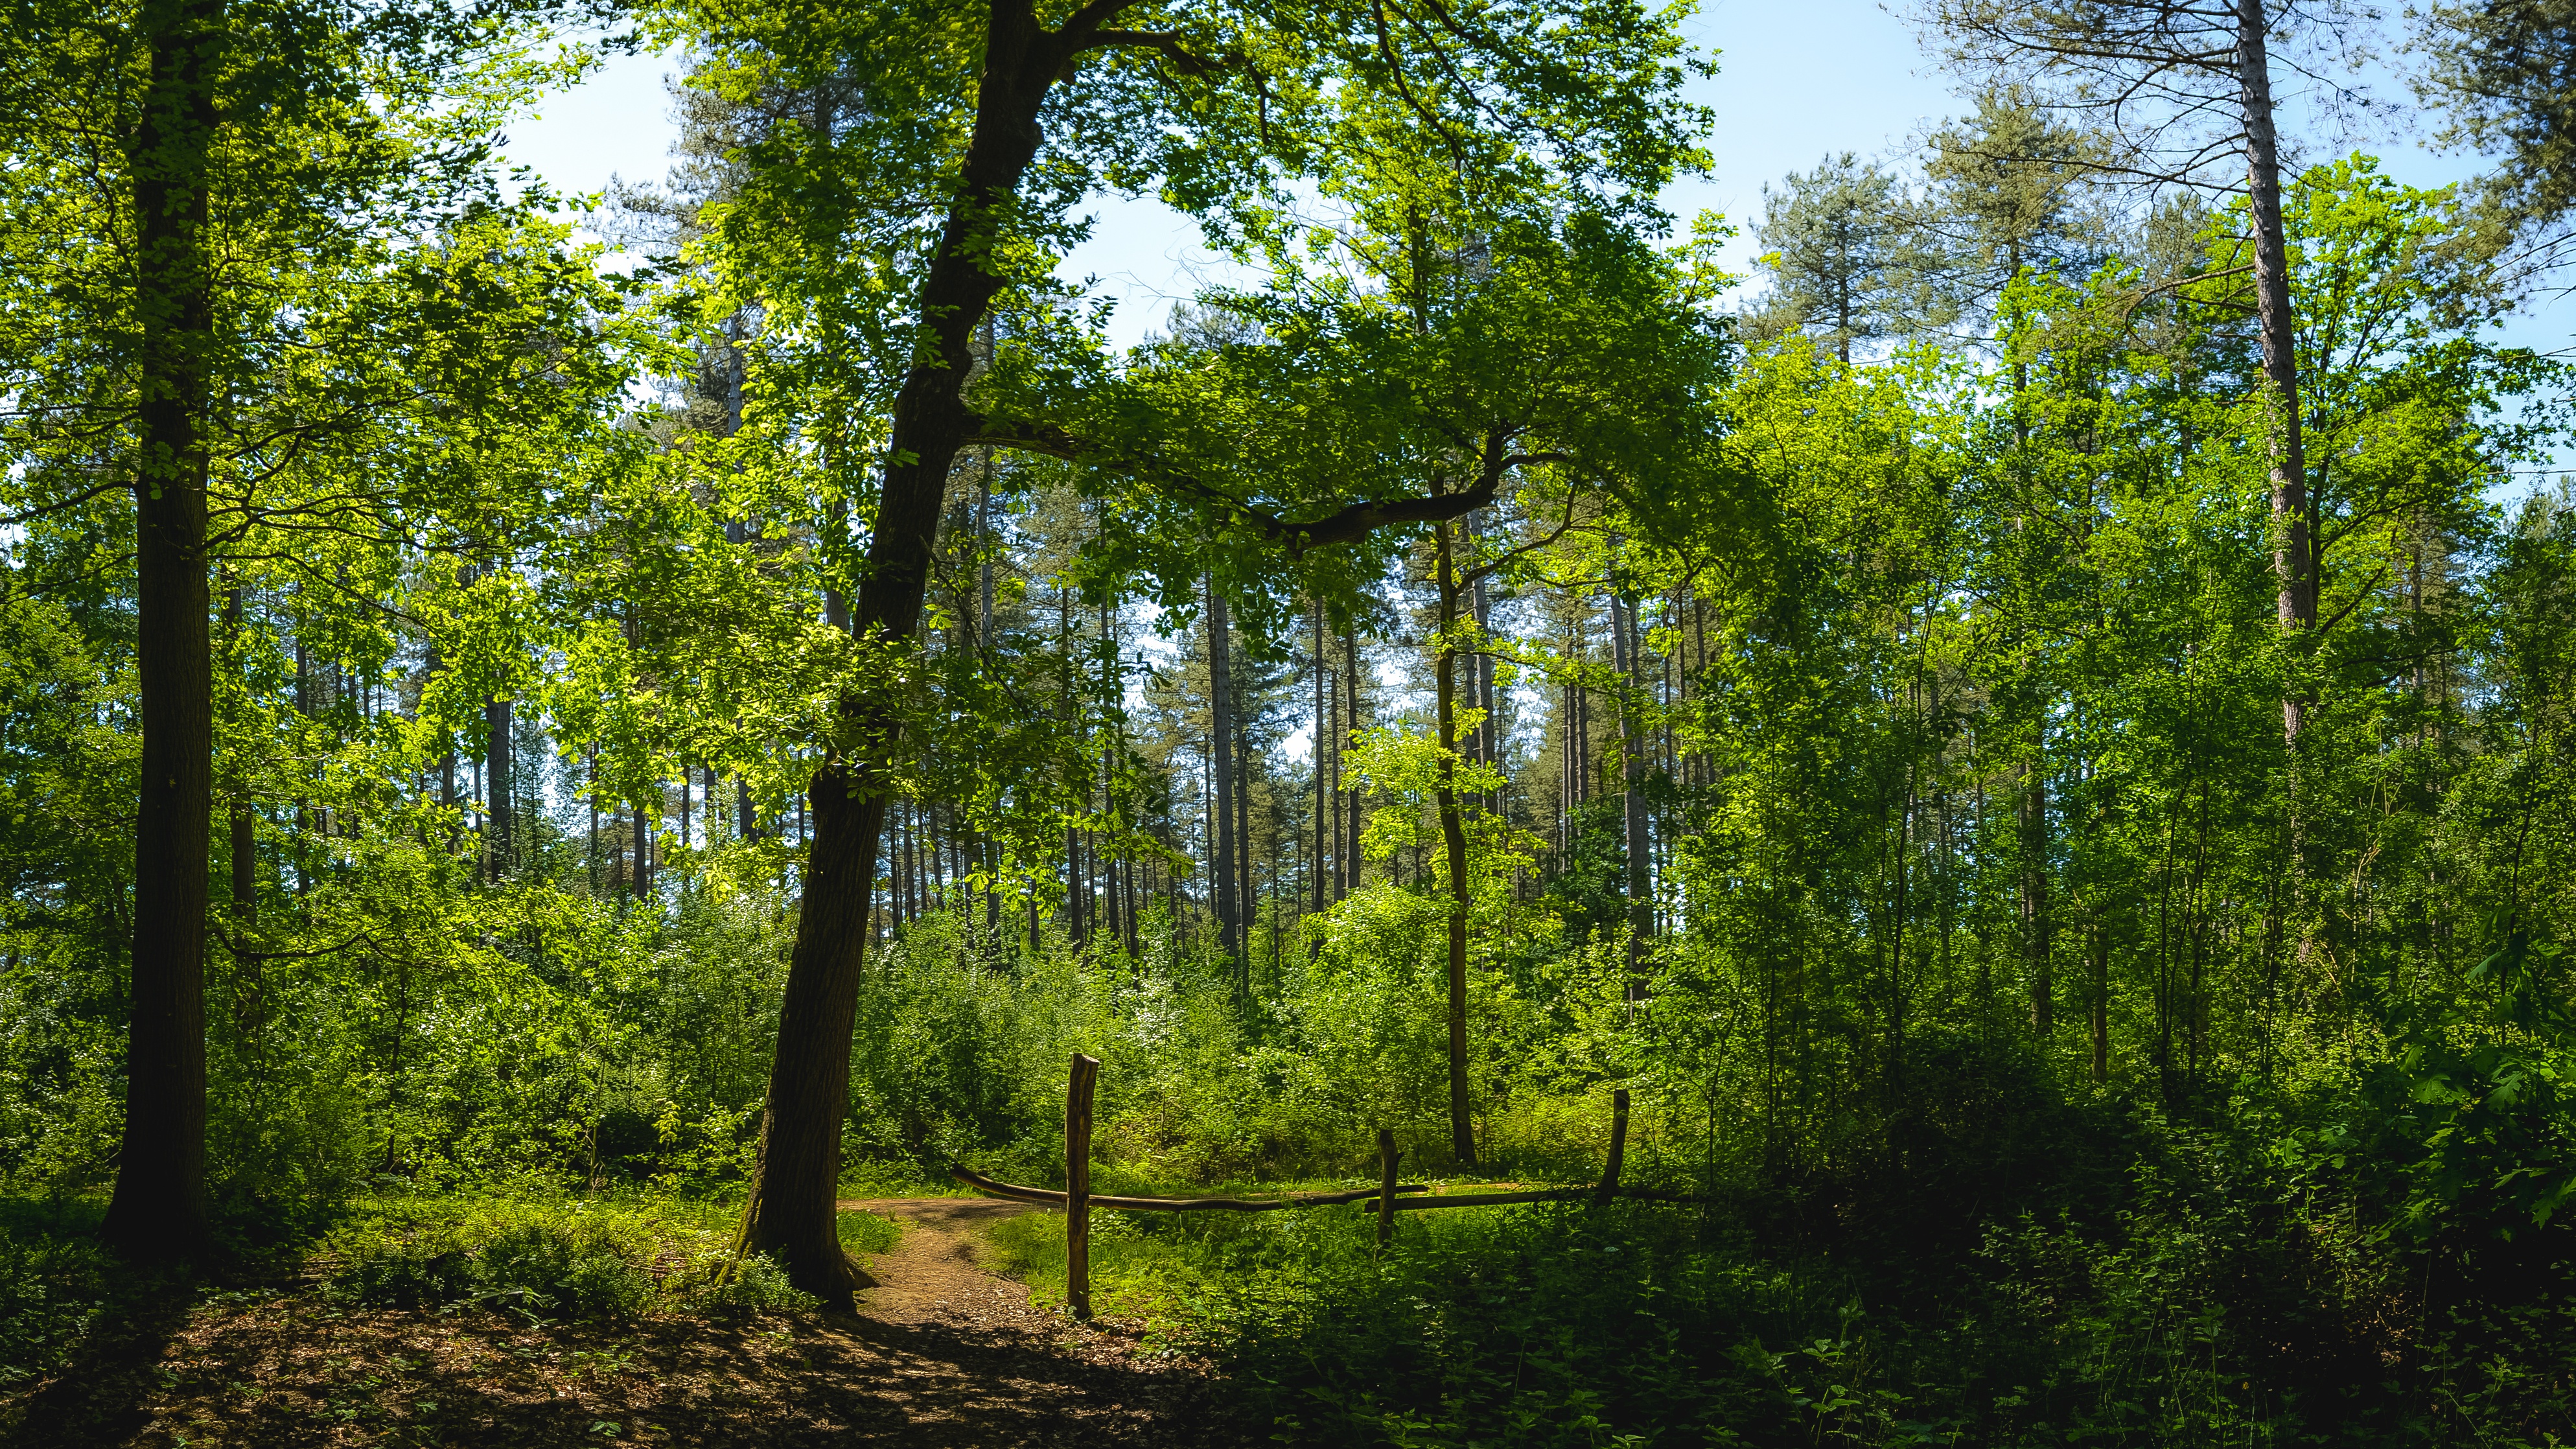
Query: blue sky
502 0 1987 342
500 3 2562 334
497 2 2570 489
488 7 2570 726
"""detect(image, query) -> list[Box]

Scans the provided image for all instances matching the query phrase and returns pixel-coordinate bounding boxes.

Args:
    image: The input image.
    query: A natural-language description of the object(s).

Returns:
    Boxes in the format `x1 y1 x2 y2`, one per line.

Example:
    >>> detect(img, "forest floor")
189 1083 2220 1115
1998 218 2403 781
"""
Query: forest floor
3 1197 1242 1448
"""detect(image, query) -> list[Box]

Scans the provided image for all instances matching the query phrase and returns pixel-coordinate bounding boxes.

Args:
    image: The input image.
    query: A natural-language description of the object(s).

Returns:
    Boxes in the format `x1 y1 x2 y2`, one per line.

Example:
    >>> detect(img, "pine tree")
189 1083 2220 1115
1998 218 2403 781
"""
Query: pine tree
1750 153 1918 363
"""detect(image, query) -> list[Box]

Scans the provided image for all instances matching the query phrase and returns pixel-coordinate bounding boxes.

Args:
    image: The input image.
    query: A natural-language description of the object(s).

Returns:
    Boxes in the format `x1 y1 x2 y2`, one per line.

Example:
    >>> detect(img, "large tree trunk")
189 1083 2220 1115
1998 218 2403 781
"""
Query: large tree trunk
1610 593 1653 995
1208 581 1238 963
485 696 513 881
1433 520 1477 1166
740 760 880 1299
104 0 222 1264
740 1 1063 1302
2236 0 2310 739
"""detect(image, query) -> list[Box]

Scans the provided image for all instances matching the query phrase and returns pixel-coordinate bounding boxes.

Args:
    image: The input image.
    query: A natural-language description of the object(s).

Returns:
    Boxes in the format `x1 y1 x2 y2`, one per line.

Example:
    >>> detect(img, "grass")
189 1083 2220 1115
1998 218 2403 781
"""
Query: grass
837 1206 903 1256
979 1169 1583 1343
839 1158 974 1200
987 1196 1871 1444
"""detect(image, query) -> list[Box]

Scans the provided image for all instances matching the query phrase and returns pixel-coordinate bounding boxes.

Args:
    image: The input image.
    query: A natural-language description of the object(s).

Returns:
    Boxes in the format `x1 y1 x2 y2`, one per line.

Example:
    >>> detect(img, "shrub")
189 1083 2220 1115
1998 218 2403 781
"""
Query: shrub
478 1221 655 1319
671 1253 819 1317
0 1222 111 1385
325 1196 730 1321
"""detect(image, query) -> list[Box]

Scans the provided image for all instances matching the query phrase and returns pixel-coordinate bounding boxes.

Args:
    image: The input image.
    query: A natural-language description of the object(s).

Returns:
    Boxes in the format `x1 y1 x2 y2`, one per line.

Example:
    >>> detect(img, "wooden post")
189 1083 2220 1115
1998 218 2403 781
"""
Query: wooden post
1066 1052 1098 1319
1596 1087 1629 1203
1376 1129 1400 1247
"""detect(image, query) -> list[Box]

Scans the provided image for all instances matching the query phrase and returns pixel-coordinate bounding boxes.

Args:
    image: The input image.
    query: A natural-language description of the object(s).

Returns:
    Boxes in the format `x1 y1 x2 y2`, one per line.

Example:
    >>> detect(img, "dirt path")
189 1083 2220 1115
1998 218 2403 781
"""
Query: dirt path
4 1198 1237 1448
839 1196 1046 1327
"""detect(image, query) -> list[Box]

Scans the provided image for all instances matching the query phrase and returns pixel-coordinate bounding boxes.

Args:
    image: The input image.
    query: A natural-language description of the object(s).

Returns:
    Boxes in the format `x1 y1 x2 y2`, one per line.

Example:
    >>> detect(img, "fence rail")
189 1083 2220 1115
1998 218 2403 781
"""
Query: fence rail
947 1163 1433 1212
951 1054 1669 1319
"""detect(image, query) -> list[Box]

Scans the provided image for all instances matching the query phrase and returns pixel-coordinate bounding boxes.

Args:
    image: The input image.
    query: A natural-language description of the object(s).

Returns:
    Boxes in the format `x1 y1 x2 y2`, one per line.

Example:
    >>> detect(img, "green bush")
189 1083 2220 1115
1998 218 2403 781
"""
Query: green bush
476 1221 655 1319
331 1244 479 1310
671 1252 819 1317
0 1218 111 1386
324 1194 748 1321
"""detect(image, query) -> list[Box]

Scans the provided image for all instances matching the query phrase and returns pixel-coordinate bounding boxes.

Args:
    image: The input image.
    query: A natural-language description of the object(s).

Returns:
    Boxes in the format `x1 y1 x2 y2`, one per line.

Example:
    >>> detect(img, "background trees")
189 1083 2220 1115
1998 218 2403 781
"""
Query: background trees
5 0 2576 1439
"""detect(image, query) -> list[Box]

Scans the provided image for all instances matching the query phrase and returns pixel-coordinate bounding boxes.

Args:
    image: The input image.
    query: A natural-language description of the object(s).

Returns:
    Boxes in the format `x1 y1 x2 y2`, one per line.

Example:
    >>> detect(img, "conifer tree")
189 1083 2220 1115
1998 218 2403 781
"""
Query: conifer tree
1750 153 1918 362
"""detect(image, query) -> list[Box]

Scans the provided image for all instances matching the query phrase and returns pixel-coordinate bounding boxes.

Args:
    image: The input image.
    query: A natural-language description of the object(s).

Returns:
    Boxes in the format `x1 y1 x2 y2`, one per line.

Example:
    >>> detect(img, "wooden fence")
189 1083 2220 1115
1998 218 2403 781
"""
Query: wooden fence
951 1052 1676 1319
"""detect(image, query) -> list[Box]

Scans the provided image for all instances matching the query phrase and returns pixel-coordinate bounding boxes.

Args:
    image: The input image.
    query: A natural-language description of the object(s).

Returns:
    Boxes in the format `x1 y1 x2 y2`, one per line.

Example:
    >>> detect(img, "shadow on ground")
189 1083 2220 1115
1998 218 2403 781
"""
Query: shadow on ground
0 1198 1241 1448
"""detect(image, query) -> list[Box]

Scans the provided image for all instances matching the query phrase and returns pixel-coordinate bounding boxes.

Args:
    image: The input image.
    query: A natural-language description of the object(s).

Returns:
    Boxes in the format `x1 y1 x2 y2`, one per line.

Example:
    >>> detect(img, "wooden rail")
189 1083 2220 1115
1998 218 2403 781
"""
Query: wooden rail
949 1163 1433 1212
966 1061 1671 1317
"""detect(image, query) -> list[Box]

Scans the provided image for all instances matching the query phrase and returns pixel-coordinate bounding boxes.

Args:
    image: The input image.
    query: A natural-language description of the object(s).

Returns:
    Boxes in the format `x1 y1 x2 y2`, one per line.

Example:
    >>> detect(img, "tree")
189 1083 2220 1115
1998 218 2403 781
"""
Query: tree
1919 86 2105 329
0 0 611 1259
2411 0 2576 261
1750 153 1918 363
667 0 1715 1299
1919 0 2365 745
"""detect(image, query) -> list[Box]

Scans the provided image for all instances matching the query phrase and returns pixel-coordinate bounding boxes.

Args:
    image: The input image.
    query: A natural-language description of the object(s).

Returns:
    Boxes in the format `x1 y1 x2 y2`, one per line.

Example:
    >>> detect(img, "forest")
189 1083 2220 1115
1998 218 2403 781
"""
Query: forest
6 0 2576 1442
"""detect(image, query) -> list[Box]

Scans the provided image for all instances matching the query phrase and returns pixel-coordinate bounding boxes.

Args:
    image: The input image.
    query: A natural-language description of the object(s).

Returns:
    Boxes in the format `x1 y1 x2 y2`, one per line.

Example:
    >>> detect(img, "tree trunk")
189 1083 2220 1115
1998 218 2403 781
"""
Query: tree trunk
1235 707 1253 993
104 0 222 1263
1611 593 1653 995
1208 581 1238 963
741 1 1064 1301
2236 0 2310 741
485 696 513 882
1314 600 1329 914
1433 520 1477 1166
1343 628 1362 896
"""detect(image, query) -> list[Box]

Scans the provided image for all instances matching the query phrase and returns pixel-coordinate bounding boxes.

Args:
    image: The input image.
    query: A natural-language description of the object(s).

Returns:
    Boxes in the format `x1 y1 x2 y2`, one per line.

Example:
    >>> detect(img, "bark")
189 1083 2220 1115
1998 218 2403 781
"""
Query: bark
1434 520 1477 1166
1314 601 1329 914
104 0 222 1262
739 759 879 1300
1610 593 1653 995
1208 581 1238 962
2237 0 2310 741
1343 629 1362 897
1235 706 1252 991
741 1 1079 1301
485 696 513 882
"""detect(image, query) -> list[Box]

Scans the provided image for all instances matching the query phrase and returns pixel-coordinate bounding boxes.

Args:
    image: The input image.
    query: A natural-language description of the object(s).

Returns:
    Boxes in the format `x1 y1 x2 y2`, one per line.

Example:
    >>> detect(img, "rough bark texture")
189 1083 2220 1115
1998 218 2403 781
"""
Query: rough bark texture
1611 594 1653 995
2236 0 2310 741
1208 582 1237 964
104 0 222 1263
1434 521 1476 1166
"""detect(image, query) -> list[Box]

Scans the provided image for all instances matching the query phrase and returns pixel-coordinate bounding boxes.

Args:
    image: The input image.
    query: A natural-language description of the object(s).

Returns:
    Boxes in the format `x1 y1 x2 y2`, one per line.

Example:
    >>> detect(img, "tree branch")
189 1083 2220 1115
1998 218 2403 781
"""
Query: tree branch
1077 28 1214 74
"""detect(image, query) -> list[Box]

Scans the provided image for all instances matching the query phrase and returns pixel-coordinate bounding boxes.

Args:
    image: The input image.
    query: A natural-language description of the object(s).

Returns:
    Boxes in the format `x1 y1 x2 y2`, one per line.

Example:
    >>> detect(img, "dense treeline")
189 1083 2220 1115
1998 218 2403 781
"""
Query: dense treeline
9 0 2576 1439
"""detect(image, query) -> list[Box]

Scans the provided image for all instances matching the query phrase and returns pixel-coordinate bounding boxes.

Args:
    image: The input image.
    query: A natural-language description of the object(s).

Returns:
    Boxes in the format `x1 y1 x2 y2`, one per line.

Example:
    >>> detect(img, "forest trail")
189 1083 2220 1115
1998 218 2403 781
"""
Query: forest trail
841 1195 1044 1326
3 1198 1231 1448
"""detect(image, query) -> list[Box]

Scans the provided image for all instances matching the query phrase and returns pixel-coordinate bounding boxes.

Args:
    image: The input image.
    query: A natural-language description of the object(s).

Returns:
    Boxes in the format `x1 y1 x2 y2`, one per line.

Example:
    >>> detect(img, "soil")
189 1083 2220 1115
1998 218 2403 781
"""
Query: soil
1 1198 1245 1448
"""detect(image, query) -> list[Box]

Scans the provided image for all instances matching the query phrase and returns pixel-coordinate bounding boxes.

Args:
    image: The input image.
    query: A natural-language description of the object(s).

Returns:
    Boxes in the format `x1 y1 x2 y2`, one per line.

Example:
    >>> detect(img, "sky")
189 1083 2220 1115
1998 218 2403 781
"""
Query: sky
500 1 1990 341
489 7 2572 743
498 1 2571 354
